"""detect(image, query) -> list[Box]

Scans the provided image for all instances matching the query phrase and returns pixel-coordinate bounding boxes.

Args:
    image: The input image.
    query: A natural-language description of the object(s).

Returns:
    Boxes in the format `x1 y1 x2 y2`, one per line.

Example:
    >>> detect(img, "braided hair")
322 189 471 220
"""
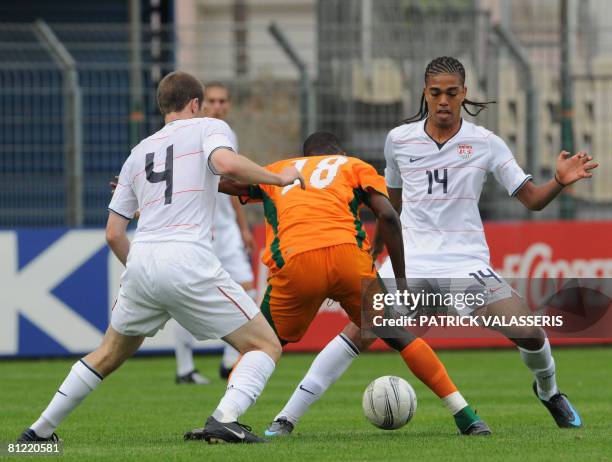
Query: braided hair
403 56 495 124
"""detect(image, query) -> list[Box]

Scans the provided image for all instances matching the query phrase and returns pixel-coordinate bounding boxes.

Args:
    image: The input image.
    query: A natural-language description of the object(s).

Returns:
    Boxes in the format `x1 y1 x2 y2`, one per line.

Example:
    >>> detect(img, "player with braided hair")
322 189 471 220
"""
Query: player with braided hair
403 56 494 122
265 56 596 436
376 55 595 428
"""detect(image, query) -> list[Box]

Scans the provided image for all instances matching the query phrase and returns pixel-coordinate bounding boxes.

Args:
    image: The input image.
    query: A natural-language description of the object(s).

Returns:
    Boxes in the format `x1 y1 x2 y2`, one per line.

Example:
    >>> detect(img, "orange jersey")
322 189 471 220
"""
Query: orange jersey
243 155 387 272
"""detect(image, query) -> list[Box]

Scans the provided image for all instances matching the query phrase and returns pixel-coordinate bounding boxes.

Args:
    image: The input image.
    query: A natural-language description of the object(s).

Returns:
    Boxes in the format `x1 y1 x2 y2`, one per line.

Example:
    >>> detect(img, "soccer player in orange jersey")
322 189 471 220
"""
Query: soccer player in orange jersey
217 131 491 436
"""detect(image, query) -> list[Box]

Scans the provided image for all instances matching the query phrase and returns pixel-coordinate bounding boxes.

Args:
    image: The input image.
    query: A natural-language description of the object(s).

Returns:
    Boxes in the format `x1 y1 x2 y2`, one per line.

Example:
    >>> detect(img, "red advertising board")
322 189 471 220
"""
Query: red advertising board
249 221 612 351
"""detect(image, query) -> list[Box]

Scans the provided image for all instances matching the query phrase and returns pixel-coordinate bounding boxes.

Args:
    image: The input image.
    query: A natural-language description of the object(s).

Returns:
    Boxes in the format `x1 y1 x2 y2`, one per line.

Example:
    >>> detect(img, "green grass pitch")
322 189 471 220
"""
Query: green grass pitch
2 347 611 461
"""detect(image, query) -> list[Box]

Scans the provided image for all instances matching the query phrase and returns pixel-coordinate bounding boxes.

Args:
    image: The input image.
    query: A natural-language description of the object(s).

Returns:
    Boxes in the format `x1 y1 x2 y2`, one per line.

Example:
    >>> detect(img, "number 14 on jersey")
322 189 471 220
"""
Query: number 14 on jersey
426 168 448 194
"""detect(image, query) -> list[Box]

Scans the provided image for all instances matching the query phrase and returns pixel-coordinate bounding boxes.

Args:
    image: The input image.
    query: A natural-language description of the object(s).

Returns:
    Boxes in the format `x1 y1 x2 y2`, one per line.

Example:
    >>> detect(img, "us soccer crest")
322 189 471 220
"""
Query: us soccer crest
458 143 473 160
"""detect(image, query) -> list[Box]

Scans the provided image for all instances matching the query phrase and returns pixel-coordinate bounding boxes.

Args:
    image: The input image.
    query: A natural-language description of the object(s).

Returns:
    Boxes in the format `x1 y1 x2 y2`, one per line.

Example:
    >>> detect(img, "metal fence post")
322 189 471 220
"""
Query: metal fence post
559 0 576 219
130 0 145 147
33 19 83 227
485 14 499 134
268 22 316 141
493 24 538 219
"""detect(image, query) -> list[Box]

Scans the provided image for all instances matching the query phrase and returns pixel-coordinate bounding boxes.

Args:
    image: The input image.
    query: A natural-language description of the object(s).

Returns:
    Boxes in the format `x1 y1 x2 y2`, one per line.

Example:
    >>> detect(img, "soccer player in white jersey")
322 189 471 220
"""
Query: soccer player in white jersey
266 56 597 435
17 71 304 444
173 82 255 384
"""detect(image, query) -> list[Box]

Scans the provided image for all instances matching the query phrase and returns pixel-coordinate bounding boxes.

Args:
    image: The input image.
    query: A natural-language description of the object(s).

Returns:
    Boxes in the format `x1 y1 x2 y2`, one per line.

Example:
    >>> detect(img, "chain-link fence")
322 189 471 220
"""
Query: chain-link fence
0 24 66 226
0 21 173 227
1 0 611 227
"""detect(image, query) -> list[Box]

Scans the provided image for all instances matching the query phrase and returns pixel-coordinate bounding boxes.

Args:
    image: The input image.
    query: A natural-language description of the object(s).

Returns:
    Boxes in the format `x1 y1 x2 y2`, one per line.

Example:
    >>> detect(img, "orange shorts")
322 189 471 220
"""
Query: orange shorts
260 243 377 343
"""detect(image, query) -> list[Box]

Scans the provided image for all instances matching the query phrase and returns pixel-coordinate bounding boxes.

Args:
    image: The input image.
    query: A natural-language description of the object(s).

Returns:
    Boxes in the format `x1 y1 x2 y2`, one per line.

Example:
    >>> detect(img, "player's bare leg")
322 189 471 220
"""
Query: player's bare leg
185 313 281 444
174 284 253 383
18 326 144 442
82 326 145 376
219 281 256 379
475 295 583 428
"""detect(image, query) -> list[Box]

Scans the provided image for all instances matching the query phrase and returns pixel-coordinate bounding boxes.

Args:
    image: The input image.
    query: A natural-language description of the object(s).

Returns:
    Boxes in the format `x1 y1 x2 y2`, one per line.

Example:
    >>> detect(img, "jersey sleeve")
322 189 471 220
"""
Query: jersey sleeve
383 132 402 188
202 119 239 175
108 157 138 220
488 134 533 196
352 160 388 197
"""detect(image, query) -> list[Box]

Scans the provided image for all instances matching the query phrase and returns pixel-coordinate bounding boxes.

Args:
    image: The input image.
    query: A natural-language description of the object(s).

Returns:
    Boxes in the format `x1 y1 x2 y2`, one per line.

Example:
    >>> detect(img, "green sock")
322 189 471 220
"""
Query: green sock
453 405 480 432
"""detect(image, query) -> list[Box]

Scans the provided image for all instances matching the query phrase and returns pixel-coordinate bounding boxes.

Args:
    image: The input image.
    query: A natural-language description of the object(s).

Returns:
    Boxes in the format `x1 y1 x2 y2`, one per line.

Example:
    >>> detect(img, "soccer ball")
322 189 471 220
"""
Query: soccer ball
362 376 417 430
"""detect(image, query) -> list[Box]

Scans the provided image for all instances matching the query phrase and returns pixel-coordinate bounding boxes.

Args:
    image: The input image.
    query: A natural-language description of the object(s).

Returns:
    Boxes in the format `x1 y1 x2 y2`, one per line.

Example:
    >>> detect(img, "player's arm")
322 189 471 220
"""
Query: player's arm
106 211 130 266
218 177 251 196
211 149 305 188
367 189 405 279
370 187 402 260
372 131 404 260
218 177 266 211
107 156 137 265
515 151 598 211
388 187 402 214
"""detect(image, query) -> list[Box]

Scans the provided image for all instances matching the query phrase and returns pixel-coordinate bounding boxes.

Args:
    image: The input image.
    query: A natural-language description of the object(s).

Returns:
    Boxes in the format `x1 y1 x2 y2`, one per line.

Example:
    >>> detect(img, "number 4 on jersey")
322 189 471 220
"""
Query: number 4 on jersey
145 145 174 204
282 156 349 194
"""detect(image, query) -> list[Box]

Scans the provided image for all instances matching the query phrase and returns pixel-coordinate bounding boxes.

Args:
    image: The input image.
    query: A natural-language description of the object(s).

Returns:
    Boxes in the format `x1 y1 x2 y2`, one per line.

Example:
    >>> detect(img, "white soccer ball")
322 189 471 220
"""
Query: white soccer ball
362 375 417 430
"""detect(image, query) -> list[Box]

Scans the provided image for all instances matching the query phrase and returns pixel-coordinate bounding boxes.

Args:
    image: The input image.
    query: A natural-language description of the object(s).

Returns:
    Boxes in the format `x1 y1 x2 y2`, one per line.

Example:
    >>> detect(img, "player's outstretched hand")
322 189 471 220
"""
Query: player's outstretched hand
278 166 306 189
555 151 598 186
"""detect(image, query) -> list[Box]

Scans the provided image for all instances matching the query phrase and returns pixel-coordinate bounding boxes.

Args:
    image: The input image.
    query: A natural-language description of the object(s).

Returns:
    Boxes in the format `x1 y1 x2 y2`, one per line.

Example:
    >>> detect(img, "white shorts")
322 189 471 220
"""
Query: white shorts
213 225 254 284
111 242 259 341
378 257 514 315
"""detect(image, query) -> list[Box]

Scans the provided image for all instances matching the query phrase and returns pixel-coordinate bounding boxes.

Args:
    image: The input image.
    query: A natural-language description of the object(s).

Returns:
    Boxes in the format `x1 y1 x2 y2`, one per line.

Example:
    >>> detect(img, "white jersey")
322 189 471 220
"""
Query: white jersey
109 117 237 251
213 128 239 233
214 192 238 234
384 119 531 274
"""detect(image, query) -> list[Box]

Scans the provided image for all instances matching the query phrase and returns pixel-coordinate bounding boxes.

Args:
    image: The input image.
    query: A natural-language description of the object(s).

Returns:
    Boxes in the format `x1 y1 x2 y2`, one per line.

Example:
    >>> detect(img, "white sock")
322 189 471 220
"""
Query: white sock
519 338 559 401
442 391 469 415
221 343 241 369
275 334 359 425
31 360 102 438
175 324 196 376
213 350 275 423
